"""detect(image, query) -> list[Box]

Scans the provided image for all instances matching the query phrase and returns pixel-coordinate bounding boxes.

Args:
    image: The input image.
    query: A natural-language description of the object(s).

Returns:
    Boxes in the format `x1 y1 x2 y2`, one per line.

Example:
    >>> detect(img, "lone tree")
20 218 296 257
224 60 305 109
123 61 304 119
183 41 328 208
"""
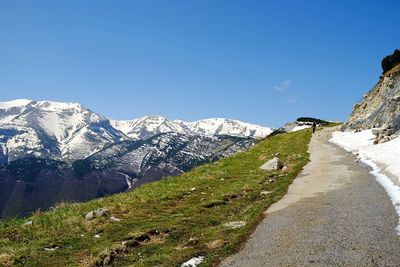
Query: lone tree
381 49 400 74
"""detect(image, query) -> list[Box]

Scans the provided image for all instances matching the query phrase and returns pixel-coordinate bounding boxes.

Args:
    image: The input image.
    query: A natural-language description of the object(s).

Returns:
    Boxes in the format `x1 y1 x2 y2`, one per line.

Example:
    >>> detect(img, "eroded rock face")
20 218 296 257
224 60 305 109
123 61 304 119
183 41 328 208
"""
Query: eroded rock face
345 71 400 133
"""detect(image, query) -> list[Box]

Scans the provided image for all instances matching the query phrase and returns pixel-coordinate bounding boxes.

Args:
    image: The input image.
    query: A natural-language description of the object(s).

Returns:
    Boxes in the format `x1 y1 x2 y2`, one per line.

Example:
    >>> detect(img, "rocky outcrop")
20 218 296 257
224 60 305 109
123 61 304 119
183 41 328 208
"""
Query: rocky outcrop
345 65 400 135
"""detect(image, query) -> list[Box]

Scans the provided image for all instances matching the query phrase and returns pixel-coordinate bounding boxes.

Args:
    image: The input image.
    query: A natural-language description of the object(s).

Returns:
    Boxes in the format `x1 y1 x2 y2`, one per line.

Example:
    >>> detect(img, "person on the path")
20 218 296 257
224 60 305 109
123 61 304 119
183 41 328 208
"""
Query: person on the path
312 122 317 133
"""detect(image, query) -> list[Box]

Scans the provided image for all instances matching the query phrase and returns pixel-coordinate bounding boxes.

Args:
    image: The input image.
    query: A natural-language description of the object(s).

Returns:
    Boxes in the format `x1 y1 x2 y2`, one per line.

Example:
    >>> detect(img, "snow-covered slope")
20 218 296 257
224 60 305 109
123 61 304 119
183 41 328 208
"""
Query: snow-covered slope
0 100 125 162
186 118 273 138
111 116 273 140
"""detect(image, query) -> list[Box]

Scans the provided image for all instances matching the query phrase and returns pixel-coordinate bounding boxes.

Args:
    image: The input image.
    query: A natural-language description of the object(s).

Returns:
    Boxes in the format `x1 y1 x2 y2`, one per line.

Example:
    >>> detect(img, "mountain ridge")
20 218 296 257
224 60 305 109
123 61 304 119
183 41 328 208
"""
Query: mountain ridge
0 99 272 218
0 99 273 162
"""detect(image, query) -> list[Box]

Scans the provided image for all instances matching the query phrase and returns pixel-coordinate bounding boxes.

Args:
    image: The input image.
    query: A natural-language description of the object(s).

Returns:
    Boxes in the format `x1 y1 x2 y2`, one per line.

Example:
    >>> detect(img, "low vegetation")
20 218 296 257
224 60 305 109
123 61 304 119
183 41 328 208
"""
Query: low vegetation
296 117 329 125
0 129 313 267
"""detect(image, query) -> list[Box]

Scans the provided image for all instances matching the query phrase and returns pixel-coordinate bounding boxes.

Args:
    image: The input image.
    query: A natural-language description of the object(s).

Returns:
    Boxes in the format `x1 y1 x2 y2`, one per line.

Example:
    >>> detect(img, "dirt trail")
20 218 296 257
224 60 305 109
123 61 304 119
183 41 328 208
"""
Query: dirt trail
220 128 400 266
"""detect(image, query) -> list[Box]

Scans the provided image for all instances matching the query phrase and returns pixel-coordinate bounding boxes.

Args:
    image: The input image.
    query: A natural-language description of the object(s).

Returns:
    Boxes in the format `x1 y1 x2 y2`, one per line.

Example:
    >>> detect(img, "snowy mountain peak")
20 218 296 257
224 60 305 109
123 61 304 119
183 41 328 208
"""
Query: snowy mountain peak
0 99 33 109
0 99 273 163
187 118 273 138
111 116 273 140
0 99 125 162
110 115 192 140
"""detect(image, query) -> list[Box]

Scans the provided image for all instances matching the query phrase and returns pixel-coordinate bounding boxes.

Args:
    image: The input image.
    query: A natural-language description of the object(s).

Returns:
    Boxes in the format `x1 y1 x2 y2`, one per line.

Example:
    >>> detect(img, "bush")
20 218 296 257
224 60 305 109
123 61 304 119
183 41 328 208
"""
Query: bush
381 49 400 74
296 117 329 125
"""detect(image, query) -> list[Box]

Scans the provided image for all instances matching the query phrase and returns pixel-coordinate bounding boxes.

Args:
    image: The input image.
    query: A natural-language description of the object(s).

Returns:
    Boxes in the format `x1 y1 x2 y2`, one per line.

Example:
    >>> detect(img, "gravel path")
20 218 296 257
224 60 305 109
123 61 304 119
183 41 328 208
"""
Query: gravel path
220 128 400 267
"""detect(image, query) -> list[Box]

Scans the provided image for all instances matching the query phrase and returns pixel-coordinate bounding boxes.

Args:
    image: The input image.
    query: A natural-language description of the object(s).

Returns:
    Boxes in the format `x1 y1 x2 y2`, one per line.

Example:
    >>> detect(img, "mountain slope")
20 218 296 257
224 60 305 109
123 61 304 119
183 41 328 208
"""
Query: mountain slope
0 129 312 267
110 115 192 140
0 100 126 162
345 64 400 134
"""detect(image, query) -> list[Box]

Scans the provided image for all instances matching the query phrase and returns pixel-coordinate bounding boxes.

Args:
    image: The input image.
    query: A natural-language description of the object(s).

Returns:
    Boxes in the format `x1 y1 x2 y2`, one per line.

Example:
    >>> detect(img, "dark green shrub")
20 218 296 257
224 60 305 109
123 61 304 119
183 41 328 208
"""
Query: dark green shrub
381 49 400 74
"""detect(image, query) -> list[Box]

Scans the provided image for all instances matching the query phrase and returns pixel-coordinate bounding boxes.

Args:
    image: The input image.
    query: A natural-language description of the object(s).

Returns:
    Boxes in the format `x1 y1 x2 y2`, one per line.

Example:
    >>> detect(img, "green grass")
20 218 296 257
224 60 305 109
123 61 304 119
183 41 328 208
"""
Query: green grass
0 129 312 267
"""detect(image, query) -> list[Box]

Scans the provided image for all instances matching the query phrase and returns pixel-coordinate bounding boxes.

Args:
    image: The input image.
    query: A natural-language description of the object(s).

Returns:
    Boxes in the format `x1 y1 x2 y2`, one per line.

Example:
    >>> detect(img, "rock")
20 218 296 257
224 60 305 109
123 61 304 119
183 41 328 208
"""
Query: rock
371 128 384 136
94 234 101 238
345 71 400 135
110 216 121 222
24 220 33 226
223 221 246 229
260 157 283 171
379 136 391 143
85 208 108 220
44 245 59 251
281 166 288 172
260 191 272 196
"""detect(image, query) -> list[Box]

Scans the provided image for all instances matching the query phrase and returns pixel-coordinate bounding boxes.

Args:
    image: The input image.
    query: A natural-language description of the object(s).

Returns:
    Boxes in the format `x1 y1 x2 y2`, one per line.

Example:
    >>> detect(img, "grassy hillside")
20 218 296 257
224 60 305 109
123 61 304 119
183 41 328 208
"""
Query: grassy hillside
0 129 312 267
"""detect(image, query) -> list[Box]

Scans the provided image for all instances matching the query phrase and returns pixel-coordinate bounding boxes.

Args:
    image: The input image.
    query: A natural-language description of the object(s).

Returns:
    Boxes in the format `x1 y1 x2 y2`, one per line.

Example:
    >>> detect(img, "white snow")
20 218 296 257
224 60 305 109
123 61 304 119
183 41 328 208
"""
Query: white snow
291 125 312 132
0 99 273 162
112 116 273 140
330 129 400 235
187 118 273 138
0 99 32 109
181 256 204 267
117 172 133 189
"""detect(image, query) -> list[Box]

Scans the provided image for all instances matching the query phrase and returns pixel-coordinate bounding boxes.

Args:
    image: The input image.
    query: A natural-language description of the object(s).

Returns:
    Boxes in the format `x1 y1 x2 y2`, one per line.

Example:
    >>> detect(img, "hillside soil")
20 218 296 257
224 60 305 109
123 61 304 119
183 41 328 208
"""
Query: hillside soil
220 127 400 266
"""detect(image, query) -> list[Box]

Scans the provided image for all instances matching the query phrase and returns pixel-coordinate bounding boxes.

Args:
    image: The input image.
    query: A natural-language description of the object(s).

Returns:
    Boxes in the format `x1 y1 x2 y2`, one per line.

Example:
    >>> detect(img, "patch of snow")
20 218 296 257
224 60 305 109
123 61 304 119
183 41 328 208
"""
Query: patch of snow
181 256 204 267
330 129 400 235
291 125 312 132
117 172 133 189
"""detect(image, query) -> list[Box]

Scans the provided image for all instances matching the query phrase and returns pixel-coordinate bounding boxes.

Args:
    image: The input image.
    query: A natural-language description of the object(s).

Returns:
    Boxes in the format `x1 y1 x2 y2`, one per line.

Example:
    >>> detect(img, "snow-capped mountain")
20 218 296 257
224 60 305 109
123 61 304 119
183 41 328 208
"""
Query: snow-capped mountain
111 116 273 140
110 115 192 140
0 99 273 217
0 99 125 162
186 118 273 138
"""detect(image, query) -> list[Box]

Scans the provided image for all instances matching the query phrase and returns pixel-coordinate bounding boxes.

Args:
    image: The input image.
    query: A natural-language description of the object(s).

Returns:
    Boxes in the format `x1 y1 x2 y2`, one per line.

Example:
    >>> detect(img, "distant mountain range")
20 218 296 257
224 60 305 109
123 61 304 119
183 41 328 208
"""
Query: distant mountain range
0 99 273 217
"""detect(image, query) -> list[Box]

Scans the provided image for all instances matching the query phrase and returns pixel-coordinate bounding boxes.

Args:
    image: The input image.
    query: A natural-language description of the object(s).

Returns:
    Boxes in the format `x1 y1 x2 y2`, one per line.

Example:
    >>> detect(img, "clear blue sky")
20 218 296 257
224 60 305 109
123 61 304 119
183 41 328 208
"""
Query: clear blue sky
1 1 399 127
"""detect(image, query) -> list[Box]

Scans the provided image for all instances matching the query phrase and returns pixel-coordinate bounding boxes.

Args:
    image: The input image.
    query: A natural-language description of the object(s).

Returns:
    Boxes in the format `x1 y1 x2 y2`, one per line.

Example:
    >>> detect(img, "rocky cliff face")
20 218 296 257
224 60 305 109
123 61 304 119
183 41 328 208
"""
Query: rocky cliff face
345 65 400 138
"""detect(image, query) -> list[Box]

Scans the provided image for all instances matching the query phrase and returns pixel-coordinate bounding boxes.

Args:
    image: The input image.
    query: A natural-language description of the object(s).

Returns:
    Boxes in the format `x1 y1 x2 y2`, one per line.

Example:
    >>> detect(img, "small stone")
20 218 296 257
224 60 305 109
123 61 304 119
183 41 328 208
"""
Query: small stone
85 208 108 220
190 187 196 191
308 255 317 263
24 220 33 226
281 166 288 172
94 234 101 238
223 221 246 229
260 191 272 196
110 216 121 222
44 246 59 251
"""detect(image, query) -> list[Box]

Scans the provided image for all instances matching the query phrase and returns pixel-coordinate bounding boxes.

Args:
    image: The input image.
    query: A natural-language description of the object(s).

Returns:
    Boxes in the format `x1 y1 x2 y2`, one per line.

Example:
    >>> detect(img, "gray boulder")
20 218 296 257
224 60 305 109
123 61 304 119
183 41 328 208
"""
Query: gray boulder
260 157 283 171
85 208 108 220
